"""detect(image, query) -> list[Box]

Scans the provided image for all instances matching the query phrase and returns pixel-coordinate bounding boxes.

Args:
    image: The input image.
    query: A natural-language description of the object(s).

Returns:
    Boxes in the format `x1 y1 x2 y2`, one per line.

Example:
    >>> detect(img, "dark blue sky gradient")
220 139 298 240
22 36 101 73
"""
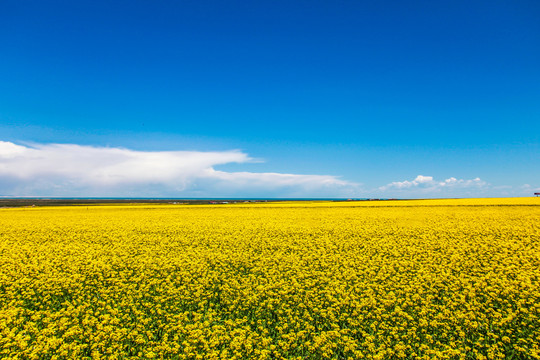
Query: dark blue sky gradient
1 0 539 193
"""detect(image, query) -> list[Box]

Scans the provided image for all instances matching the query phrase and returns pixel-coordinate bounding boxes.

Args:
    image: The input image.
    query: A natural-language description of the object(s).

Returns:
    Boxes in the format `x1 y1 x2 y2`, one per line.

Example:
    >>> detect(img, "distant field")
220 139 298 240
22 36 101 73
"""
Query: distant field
0 199 243 207
1 198 539 359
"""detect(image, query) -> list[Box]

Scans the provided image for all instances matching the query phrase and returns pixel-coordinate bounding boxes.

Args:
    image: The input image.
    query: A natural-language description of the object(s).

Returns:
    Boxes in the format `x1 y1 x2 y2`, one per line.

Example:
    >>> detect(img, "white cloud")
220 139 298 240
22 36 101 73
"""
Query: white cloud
379 174 487 194
0 141 358 197
521 184 540 193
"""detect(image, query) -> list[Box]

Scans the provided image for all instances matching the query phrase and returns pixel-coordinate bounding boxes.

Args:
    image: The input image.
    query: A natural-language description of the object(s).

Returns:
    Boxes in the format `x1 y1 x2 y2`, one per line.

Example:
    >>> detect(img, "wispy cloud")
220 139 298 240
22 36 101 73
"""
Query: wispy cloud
0 141 359 197
521 184 540 193
379 175 487 195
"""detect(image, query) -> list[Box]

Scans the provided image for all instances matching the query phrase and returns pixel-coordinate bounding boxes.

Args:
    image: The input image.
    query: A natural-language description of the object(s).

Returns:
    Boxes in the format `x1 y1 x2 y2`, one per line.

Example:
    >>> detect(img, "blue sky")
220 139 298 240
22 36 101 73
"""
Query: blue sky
1 0 539 198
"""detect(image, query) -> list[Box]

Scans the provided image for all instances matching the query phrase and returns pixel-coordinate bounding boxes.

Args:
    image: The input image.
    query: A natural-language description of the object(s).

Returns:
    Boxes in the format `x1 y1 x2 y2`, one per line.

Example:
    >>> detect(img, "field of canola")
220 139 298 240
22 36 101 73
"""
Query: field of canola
1 198 539 360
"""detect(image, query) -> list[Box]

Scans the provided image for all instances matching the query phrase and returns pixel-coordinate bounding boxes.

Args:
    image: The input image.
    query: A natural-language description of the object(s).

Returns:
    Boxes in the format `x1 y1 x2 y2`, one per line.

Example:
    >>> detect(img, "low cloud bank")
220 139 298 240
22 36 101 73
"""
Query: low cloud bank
379 175 488 196
378 176 540 198
2 141 533 198
0 141 357 197
380 175 486 191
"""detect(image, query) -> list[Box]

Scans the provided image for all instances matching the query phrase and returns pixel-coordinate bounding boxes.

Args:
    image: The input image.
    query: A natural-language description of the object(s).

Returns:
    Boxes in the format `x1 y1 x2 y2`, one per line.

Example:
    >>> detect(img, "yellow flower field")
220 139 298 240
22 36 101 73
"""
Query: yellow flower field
1 198 539 359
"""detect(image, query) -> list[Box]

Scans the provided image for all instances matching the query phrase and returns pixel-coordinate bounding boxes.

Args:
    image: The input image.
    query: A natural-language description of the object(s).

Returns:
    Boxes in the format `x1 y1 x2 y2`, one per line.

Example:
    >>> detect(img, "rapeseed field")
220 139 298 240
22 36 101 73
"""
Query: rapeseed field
0 198 539 359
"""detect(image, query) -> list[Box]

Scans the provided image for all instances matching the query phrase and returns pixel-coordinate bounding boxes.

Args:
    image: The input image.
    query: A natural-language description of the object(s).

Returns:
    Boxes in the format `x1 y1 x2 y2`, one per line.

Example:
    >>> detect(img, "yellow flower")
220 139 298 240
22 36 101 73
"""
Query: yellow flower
0 197 538 359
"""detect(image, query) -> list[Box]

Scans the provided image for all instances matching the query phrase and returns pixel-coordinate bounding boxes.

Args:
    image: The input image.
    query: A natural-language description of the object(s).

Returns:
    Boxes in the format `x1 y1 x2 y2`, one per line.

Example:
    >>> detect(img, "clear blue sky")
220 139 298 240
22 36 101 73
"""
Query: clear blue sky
1 1 539 197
